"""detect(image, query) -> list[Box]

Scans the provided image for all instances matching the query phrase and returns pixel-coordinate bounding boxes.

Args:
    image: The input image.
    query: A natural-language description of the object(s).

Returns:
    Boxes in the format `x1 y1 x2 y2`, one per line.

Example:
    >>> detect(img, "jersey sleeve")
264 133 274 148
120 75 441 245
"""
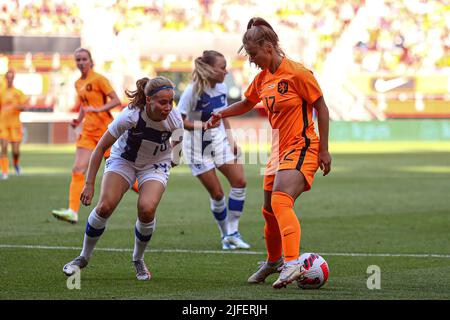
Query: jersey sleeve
97 75 114 96
244 73 262 104
107 106 138 138
293 68 323 105
177 84 195 116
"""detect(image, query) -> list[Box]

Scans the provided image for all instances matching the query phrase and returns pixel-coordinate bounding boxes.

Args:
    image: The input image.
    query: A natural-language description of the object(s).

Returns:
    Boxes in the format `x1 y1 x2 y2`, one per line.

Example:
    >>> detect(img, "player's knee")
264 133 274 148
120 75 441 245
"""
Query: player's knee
271 192 294 211
210 190 224 201
232 178 247 189
96 201 114 218
72 165 86 174
137 204 156 223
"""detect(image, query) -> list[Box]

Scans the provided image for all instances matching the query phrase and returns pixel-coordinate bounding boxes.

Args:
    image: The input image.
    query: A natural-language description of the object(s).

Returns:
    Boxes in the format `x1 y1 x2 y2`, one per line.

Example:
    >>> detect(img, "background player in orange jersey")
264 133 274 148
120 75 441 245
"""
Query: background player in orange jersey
52 48 121 224
206 17 332 289
0 69 28 180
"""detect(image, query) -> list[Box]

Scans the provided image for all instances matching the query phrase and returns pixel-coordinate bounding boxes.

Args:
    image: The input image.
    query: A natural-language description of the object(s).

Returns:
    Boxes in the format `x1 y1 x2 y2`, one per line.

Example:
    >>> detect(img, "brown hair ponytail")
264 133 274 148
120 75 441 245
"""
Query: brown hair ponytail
125 76 175 110
125 78 150 109
239 17 285 57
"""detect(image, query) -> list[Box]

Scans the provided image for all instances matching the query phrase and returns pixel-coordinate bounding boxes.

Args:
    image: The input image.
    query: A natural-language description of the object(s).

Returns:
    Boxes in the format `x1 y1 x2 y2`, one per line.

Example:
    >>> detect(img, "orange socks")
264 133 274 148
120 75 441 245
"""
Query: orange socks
69 172 85 213
262 207 282 263
1 157 9 175
271 191 301 262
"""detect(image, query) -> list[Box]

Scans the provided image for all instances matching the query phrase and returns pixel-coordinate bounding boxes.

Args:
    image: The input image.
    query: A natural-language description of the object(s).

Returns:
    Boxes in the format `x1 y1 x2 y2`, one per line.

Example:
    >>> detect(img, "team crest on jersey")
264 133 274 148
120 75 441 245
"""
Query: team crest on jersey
277 80 288 94
161 132 170 142
85 84 92 92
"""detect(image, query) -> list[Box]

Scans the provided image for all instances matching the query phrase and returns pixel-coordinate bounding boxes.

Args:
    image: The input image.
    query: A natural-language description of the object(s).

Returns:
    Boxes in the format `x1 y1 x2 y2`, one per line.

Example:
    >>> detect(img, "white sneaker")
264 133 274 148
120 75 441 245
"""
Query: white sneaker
272 261 305 289
247 258 284 283
226 232 251 249
221 236 237 250
63 256 88 276
52 208 78 224
1 173 8 180
133 260 151 280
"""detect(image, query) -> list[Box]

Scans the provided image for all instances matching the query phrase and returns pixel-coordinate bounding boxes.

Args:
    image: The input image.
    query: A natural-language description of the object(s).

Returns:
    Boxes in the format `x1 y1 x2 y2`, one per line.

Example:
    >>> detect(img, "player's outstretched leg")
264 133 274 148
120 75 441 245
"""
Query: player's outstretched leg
62 207 108 276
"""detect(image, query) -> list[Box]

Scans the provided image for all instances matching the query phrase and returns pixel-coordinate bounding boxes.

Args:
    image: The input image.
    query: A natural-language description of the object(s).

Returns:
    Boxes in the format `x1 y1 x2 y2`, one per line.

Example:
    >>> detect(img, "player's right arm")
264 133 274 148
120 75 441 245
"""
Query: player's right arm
205 98 256 130
80 131 117 206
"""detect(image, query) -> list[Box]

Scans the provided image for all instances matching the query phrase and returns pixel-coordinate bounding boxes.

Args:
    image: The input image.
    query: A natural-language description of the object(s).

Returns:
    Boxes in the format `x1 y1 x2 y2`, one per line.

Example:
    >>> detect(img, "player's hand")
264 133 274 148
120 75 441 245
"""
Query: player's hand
319 150 332 176
204 112 222 130
80 184 94 206
70 118 81 128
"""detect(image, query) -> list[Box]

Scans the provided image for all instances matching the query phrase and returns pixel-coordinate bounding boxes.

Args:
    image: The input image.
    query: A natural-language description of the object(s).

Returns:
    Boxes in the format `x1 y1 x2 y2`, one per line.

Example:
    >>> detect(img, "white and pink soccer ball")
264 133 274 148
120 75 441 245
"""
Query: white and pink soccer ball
297 253 329 289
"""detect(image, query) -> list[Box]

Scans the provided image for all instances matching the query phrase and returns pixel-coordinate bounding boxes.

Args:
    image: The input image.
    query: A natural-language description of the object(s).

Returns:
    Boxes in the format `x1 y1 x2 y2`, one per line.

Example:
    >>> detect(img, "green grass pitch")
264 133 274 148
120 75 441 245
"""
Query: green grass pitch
0 142 449 300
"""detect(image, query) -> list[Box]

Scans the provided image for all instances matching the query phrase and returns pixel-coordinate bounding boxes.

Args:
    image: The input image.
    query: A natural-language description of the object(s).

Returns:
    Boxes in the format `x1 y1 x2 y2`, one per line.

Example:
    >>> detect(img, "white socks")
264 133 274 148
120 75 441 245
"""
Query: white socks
227 187 246 235
133 218 156 261
80 208 108 260
210 197 228 238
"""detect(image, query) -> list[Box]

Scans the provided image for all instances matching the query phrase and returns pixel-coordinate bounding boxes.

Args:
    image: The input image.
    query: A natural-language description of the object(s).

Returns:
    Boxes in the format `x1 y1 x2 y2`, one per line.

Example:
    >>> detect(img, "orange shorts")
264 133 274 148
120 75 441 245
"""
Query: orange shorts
0 125 23 143
263 141 319 192
76 131 110 158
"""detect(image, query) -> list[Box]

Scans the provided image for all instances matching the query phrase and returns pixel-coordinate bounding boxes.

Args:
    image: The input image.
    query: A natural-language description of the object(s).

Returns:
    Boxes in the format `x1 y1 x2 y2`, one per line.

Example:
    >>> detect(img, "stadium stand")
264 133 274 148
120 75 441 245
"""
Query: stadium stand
0 0 449 122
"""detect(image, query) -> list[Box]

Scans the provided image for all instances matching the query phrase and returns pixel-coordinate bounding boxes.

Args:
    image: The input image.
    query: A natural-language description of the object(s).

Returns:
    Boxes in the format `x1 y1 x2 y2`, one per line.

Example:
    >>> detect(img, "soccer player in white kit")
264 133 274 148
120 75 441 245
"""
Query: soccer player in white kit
178 50 250 250
62 76 184 280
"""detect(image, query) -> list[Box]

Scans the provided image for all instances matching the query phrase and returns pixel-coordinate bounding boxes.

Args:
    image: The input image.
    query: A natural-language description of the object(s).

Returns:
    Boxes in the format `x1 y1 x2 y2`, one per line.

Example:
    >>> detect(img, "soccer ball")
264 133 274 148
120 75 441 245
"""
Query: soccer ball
297 253 329 289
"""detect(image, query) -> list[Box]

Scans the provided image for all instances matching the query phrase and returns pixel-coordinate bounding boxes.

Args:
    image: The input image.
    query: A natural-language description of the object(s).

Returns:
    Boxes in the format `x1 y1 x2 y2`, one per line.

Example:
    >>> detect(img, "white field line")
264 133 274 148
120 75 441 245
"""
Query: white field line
0 244 449 259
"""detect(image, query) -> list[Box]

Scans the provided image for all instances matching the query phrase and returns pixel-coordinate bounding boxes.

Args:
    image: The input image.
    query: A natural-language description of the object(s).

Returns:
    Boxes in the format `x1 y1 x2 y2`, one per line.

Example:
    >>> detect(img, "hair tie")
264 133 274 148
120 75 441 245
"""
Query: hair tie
147 85 174 97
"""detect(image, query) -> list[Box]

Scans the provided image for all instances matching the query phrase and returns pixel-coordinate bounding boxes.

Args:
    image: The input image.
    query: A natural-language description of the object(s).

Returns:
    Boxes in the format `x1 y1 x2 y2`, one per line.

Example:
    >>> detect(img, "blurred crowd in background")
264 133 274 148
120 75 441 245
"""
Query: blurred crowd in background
1 0 449 73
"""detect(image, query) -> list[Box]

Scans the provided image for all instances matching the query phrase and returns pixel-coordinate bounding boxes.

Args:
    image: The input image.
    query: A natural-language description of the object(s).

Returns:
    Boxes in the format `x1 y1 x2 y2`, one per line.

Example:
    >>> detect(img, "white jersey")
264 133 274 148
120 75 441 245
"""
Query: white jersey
108 106 184 168
178 82 229 163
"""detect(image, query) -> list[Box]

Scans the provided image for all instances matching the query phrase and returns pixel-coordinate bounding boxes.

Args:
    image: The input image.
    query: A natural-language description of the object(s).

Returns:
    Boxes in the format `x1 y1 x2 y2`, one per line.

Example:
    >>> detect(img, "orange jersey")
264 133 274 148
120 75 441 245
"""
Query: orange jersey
0 87 27 127
75 70 115 136
245 57 322 153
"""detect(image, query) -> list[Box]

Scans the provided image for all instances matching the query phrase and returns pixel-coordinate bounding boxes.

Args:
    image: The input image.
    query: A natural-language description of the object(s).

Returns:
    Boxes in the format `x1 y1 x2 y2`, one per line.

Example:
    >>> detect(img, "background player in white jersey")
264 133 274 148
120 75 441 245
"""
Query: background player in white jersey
178 50 250 250
62 76 183 280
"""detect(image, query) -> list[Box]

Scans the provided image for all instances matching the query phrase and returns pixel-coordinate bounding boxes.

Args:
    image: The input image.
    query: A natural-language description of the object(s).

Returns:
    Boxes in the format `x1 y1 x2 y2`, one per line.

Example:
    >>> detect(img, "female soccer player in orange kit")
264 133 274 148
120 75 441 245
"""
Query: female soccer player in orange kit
52 48 121 224
0 69 28 180
205 17 332 289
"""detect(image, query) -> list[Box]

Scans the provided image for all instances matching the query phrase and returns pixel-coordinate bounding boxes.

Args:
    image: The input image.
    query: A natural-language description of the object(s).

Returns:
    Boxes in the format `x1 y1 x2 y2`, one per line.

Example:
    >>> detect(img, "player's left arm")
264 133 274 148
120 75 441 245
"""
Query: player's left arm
312 96 332 176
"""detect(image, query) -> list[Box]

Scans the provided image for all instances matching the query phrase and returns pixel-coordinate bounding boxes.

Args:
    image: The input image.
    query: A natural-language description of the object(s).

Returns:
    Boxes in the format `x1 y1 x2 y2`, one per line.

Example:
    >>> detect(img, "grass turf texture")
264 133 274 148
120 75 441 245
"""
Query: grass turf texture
0 142 449 300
